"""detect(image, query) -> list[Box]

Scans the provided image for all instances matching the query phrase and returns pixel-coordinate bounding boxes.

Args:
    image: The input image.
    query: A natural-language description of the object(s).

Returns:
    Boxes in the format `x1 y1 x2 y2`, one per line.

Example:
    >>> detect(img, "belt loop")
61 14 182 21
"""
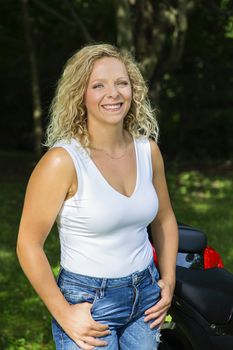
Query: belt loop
100 278 107 298
148 265 155 285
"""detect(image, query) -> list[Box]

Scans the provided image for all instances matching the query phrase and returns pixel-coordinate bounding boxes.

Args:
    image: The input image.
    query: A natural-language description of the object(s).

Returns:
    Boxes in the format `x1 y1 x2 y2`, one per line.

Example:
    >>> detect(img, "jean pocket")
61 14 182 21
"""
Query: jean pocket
61 284 99 308
148 265 161 292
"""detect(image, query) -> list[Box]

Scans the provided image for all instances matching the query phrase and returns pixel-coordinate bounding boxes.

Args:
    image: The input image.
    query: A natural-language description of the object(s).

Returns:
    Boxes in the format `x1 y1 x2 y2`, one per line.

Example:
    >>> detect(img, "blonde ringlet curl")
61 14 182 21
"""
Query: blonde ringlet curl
45 43 159 149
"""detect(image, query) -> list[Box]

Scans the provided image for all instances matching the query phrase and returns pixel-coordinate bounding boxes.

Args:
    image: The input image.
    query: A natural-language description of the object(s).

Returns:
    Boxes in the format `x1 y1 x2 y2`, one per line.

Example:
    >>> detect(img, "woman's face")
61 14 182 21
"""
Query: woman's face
84 57 132 128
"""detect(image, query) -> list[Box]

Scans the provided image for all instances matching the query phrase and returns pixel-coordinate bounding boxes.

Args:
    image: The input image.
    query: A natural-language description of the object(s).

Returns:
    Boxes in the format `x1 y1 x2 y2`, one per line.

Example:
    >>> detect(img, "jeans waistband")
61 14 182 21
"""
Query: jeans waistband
58 258 158 289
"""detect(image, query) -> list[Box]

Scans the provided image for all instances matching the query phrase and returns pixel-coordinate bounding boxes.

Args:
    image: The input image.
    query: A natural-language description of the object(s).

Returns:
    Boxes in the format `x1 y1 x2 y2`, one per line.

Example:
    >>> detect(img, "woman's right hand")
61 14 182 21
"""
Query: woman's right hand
60 302 110 349
16 149 110 349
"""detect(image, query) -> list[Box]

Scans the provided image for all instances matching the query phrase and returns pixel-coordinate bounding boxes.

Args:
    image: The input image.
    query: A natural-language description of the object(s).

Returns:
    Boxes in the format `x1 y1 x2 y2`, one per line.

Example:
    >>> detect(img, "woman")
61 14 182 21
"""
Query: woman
17 44 178 350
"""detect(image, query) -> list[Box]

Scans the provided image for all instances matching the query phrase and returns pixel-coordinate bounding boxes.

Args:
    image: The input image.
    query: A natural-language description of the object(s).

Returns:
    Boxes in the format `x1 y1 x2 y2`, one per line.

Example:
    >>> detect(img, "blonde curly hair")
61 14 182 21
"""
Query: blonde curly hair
45 43 159 149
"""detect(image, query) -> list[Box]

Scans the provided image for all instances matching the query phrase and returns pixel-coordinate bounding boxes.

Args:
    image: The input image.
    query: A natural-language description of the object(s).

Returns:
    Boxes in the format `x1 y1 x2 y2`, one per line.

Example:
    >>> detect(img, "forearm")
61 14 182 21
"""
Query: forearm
16 241 69 324
151 213 178 289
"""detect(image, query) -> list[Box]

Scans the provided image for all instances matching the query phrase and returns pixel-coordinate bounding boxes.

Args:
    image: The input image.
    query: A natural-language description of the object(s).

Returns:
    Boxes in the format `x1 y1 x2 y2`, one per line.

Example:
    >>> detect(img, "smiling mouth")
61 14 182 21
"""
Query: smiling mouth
101 103 123 111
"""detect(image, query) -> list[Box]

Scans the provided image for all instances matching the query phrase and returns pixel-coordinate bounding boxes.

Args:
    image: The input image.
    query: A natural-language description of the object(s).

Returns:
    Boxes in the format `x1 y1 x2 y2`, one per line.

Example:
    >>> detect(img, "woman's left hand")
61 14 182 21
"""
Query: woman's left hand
144 278 174 329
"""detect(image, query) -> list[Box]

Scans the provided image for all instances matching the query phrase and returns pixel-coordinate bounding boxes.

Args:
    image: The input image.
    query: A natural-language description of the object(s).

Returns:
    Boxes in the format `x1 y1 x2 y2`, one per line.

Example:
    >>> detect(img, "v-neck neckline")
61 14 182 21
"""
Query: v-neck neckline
74 137 139 199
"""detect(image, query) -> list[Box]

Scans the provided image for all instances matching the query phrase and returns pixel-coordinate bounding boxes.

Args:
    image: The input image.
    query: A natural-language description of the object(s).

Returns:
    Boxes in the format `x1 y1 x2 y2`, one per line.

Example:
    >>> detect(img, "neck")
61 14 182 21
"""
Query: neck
88 122 128 151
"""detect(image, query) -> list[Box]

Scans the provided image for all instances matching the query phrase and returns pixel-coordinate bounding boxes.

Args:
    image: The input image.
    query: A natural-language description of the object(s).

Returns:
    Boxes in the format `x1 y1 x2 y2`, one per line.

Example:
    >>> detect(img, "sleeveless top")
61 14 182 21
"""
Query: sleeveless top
53 137 159 278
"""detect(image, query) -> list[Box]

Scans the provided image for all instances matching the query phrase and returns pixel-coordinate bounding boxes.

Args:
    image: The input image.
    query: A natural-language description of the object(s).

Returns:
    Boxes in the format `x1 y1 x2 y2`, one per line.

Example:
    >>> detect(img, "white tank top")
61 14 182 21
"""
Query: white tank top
53 137 159 277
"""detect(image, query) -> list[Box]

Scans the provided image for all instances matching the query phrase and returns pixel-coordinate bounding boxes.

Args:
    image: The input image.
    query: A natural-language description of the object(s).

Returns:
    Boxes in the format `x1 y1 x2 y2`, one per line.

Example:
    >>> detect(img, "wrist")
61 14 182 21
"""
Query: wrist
160 275 176 290
47 295 70 325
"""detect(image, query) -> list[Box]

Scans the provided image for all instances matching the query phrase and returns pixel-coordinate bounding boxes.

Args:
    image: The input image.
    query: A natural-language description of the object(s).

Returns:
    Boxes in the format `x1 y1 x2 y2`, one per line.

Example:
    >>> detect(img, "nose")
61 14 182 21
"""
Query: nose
106 84 119 99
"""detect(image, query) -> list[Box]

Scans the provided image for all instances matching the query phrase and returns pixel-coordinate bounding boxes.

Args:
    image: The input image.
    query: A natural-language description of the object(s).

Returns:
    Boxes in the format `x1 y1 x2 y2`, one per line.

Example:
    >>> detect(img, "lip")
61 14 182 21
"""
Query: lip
101 102 123 111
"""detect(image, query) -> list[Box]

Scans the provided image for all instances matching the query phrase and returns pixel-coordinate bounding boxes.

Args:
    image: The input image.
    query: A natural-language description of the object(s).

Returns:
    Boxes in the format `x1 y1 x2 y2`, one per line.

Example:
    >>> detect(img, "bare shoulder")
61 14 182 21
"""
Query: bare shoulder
36 147 74 170
30 147 75 185
19 148 76 241
148 138 164 173
149 138 161 155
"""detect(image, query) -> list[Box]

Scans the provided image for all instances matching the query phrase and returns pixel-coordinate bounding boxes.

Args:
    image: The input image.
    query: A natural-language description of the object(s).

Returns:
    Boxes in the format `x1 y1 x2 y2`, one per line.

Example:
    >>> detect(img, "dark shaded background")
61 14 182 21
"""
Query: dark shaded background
1 0 233 165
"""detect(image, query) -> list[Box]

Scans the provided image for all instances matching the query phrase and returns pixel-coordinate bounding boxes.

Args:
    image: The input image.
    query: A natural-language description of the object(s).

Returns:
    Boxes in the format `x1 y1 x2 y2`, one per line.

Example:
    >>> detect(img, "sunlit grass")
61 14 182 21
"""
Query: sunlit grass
167 169 233 270
0 151 232 349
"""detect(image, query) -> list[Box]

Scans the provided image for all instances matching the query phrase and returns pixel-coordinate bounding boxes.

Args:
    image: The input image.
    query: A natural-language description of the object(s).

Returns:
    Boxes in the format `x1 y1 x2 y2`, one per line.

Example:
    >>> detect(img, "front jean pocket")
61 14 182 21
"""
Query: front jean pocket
154 274 161 293
148 265 161 293
60 281 99 309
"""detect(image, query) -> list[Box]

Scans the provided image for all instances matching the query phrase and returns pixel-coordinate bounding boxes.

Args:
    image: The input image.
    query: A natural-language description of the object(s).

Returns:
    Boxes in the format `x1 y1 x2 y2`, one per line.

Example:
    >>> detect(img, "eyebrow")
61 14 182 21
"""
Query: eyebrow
90 77 129 83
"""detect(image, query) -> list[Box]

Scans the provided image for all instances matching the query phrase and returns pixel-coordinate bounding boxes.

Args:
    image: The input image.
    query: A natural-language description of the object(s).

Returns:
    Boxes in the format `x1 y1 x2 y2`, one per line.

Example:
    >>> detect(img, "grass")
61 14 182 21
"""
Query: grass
0 151 58 350
0 150 232 349
167 165 233 269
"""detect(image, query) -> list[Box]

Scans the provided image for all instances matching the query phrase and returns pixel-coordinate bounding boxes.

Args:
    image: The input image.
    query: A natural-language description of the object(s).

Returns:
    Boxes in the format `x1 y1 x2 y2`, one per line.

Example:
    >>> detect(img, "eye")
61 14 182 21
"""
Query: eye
117 81 129 86
92 83 104 89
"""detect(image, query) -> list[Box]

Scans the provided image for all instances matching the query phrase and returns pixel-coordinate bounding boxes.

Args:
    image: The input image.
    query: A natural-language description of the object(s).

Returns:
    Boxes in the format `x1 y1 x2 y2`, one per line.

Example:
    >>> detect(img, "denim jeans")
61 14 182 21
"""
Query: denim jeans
52 259 161 349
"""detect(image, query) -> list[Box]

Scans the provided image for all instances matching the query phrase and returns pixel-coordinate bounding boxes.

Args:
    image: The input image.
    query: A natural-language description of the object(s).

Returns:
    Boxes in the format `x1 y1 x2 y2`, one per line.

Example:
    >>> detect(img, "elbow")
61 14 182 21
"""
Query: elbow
16 235 32 262
16 238 38 271
16 234 44 261
16 237 25 262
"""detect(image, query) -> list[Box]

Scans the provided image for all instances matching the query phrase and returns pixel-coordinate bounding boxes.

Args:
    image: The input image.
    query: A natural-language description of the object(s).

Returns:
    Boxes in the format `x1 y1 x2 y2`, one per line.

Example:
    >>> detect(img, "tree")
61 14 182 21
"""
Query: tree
114 0 196 101
21 0 43 158
1 0 232 159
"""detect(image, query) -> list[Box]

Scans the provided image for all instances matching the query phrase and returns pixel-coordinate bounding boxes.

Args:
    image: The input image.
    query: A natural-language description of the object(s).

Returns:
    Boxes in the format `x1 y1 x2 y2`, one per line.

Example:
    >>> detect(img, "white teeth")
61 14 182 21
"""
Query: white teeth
102 103 122 110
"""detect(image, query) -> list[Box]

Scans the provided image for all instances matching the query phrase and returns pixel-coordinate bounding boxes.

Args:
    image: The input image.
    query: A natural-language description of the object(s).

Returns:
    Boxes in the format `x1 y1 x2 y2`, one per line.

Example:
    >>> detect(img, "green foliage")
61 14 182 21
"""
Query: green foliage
155 0 233 159
167 166 233 269
0 152 58 350
225 16 233 38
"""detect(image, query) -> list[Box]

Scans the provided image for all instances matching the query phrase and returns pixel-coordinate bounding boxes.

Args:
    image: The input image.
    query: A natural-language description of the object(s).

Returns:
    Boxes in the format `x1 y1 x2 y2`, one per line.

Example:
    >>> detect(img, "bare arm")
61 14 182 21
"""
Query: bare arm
16 148 109 349
17 148 73 321
144 140 179 328
150 140 178 288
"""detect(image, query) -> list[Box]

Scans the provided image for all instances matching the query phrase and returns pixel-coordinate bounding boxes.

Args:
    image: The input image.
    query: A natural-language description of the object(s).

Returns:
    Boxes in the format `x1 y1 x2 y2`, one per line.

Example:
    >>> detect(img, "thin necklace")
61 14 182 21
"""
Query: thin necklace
90 141 128 159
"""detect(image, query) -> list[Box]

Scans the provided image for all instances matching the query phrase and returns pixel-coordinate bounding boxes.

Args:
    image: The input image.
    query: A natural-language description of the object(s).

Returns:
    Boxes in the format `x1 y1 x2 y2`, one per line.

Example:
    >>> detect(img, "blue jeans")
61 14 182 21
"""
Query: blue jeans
52 259 161 349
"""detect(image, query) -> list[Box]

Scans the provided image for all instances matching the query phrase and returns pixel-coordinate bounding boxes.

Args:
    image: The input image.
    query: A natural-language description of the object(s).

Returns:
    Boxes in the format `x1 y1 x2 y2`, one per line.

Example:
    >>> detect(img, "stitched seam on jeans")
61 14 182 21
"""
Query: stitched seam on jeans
90 290 100 312
103 276 149 290
128 285 139 321
148 265 156 285
59 279 98 291
100 278 107 297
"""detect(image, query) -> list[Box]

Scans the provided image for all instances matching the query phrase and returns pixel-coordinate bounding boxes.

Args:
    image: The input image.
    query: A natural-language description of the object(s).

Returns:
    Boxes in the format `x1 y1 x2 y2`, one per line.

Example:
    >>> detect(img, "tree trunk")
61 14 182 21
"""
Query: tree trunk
135 0 196 103
62 0 92 42
32 0 93 42
21 0 43 158
114 0 134 53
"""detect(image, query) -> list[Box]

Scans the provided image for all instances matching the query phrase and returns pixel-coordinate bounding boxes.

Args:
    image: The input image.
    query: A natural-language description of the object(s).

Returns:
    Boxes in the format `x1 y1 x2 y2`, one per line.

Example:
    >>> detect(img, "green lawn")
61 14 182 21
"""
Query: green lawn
167 165 233 270
0 151 232 350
